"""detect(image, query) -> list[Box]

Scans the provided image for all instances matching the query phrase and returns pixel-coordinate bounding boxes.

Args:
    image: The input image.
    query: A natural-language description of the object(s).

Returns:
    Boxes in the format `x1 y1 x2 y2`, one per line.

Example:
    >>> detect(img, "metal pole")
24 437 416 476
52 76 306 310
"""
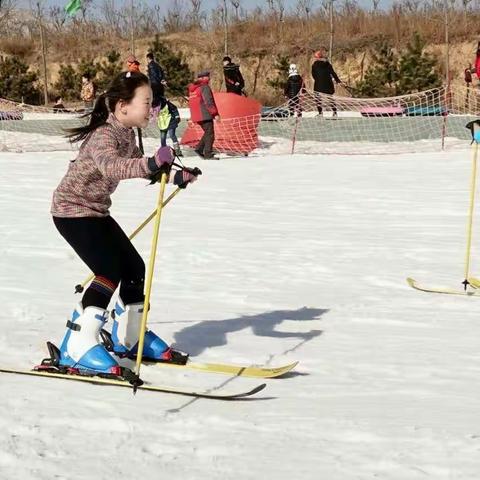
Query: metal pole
329 0 334 59
134 172 169 391
444 0 449 86
130 0 135 55
37 2 48 105
223 0 228 55
441 0 450 151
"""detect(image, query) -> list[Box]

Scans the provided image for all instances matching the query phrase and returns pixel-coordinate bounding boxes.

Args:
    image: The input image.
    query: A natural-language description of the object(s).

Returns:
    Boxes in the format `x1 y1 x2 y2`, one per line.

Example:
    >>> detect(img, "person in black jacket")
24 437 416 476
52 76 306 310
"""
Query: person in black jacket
284 64 305 117
223 56 245 95
311 47 342 117
146 52 166 108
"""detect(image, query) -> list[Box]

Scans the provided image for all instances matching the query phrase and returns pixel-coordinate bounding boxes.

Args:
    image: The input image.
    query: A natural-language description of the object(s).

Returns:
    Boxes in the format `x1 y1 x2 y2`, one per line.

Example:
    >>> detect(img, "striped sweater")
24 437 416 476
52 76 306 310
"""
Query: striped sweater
51 114 151 218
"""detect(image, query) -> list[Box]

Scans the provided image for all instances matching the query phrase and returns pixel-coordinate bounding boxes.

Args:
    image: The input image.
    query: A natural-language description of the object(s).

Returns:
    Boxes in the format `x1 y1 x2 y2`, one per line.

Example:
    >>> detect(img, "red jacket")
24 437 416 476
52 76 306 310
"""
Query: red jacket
475 54 480 79
188 78 218 123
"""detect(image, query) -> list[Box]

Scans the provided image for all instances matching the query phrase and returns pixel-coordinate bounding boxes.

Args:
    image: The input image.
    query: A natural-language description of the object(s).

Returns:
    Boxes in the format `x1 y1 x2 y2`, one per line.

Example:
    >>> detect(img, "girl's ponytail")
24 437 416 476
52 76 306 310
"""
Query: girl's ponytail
66 71 150 144
66 93 109 143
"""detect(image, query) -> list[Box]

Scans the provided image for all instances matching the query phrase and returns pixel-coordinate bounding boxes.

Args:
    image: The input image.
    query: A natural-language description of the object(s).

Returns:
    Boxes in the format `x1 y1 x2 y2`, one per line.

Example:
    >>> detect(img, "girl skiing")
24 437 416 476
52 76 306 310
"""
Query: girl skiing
51 71 199 376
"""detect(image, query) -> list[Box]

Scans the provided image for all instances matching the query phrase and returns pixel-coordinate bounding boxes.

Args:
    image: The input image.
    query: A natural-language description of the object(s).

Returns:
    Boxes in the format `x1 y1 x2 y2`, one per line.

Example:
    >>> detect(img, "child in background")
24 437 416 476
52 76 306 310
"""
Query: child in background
157 96 183 157
284 64 305 118
80 73 96 111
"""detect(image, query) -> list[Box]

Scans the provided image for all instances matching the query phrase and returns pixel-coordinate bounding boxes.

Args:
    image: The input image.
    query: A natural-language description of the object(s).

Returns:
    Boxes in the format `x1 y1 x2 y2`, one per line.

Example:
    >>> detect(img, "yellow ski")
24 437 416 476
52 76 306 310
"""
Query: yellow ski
146 360 299 378
0 367 266 400
467 277 480 289
406 277 480 296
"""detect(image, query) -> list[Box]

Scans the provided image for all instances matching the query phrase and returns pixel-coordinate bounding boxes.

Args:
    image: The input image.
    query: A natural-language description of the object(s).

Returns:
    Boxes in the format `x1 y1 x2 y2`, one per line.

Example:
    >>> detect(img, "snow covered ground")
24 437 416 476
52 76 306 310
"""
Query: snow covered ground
1 140 480 479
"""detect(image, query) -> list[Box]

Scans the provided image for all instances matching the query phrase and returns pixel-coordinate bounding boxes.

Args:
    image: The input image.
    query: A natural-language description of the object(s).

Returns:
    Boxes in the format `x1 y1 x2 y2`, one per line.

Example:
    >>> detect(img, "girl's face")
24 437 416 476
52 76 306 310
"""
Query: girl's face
116 84 152 129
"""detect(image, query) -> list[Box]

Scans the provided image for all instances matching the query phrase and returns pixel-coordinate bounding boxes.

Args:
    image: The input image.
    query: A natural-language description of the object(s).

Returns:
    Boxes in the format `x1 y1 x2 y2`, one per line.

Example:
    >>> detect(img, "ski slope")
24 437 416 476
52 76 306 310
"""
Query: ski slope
1 140 480 479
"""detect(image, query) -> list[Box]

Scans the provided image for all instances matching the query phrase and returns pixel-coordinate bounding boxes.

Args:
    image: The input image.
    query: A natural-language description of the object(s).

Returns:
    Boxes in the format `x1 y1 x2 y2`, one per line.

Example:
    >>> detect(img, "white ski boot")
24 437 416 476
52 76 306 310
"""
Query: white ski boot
110 298 174 361
58 303 119 374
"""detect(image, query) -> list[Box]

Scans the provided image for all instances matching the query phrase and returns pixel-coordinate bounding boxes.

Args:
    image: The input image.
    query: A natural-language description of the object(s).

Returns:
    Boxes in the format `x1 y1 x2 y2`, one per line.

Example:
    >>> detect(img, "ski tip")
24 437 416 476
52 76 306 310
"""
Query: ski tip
217 382 267 400
251 383 267 395
237 382 267 398
268 361 299 378
467 276 480 289
406 277 415 287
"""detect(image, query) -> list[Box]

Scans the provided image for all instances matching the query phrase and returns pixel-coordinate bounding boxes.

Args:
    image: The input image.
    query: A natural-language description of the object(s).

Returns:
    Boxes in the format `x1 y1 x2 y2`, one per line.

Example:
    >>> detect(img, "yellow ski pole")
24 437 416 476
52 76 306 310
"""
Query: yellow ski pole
463 139 479 290
74 187 181 293
133 171 169 392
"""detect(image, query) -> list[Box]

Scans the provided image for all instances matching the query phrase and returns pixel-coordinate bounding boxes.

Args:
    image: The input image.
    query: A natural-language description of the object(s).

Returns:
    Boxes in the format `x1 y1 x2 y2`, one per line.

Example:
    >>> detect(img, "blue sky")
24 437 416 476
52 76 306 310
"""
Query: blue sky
19 0 391 14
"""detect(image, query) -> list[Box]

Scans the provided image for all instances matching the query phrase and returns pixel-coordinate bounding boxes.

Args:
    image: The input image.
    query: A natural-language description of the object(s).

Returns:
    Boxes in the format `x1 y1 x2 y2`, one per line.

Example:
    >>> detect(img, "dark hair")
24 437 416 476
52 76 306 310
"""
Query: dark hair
55 96 62 103
66 71 150 143
82 72 91 80
146 52 154 60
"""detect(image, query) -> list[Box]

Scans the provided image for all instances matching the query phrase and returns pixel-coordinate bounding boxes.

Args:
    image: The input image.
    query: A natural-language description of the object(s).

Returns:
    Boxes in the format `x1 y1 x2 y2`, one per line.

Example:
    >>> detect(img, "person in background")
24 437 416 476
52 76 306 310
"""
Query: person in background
223 56 245 95
475 42 480 85
157 96 182 157
146 52 167 108
53 96 69 113
80 73 95 111
284 64 305 118
465 63 473 86
188 71 219 160
126 54 141 74
126 55 144 149
311 47 342 117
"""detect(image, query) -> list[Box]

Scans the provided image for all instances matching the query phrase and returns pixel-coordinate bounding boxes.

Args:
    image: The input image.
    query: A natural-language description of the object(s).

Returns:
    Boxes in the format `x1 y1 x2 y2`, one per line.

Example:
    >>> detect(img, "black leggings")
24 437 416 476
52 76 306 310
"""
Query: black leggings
53 216 145 309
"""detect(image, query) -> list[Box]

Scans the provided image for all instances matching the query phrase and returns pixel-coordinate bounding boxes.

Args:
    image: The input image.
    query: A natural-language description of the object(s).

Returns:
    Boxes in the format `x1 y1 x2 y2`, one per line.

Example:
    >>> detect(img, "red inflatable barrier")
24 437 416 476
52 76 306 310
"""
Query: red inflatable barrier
181 92 262 155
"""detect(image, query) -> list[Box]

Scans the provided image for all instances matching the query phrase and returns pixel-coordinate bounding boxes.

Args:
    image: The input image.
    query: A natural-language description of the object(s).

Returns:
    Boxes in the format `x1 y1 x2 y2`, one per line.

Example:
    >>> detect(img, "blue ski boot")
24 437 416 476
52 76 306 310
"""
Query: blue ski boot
110 298 187 363
58 304 120 374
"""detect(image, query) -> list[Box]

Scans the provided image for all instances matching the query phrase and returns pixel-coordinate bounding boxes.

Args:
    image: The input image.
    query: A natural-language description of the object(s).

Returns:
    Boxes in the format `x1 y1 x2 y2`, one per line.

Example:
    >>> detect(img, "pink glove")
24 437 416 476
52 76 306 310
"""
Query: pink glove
148 146 174 173
173 167 202 188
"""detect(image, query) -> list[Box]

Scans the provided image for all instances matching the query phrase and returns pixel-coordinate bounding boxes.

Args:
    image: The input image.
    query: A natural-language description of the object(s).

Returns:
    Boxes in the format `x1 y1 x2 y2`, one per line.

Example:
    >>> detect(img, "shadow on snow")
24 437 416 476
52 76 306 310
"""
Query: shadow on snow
171 306 327 356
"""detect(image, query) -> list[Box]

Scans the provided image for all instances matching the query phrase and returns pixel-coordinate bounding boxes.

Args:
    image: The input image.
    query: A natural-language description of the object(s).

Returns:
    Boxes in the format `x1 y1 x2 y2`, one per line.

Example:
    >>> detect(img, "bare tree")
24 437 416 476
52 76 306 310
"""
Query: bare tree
275 0 286 22
402 0 422 13
78 0 94 22
222 0 228 54
49 6 67 32
163 0 187 32
134 3 162 35
339 0 359 16
461 0 473 22
32 1 49 105
372 0 381 12
189 0 203 27
329 0 334 58
0 0 16 32
230 0 241 21
320 0 331 16
101 0 121 35
152 4 163 29
296 0 314 20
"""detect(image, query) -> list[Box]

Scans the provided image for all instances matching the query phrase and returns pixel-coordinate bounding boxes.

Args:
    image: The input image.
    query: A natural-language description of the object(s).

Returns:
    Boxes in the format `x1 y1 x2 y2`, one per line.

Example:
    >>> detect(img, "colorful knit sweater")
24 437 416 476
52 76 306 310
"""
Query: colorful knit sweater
51 114 151 218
